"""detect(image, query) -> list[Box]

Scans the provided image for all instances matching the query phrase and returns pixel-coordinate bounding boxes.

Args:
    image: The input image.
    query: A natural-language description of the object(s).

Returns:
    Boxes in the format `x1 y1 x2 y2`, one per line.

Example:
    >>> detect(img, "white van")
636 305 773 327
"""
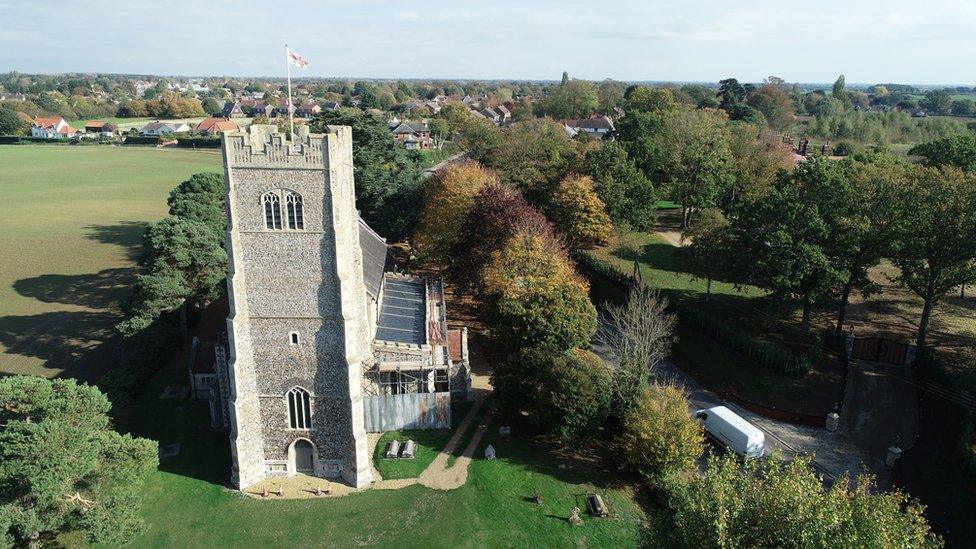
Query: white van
695 406 765 459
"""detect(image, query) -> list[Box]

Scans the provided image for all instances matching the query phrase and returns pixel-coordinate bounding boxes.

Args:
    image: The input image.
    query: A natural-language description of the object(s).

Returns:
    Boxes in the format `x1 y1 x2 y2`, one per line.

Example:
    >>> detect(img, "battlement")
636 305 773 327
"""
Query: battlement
222 124 350 169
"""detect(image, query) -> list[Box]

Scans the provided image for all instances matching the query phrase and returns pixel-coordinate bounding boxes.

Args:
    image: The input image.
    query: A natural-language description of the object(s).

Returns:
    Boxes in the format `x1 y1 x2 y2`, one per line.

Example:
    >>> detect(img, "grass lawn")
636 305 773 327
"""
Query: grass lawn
372 400 474 479
0 145 221 379
589 230 846 414
101 363 650 548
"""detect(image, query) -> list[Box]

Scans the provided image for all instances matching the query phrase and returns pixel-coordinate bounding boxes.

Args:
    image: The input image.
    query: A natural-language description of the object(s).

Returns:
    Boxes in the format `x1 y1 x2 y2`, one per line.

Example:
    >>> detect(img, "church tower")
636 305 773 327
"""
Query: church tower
221 125 373 489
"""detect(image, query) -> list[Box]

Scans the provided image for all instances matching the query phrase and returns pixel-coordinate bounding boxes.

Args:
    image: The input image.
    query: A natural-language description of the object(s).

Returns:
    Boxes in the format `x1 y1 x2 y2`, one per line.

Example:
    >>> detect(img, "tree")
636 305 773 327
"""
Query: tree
909 134 976 173
669 453 941 549
0 376 158 546
0 106 29 135
584 141 657 230
493 346 612 442
201 96 220 115
597 79 626 113
312 109 422 238
717 78 746 108
166 172 226 242
449 183 549 295
747 84 795 131
413 162 498 265
656 108 734 228
538 79 599 119
726 121 794 206
117 217 227 337
625 86 677 114
684 208 731 302
728 163 846 330
455 116 502 164
482 231 596 351
596 286 675 417
891 165 976 348
550 175 613 249
561 71 570 85
617 384 704 485
921 89 952 115
485 118 583 208
833 74 847 97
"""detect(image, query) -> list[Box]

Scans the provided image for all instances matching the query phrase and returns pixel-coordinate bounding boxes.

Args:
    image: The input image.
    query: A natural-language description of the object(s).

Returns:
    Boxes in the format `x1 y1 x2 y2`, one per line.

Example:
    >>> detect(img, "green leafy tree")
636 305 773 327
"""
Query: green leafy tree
539 79 599 119
167 172 226 242
485 118 583 208
617 384 704 485
584 141 657 230
551 175 613 249
597 79 626 113
0 106 29 135
717 78 746 108
625 86 677 114
493 346 612 442
201 96 220 115
729 164 847 330
892 165 976 348
922 89 952 115
669 453 941 549
656 108 734 228
312 109 423 238
833 74 847 97
909 134 976 173
118 217 227 337
684 208 732 302
0 376 158 546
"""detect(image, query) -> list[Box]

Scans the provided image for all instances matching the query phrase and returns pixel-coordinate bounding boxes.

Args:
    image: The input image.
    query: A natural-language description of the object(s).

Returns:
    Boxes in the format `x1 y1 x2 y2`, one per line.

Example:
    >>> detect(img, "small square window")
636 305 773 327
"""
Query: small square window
290 332 300 345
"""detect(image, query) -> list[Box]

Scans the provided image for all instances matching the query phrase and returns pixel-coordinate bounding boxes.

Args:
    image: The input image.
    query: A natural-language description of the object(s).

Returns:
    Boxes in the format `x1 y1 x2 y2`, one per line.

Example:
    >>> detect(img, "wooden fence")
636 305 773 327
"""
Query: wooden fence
363 392 451 432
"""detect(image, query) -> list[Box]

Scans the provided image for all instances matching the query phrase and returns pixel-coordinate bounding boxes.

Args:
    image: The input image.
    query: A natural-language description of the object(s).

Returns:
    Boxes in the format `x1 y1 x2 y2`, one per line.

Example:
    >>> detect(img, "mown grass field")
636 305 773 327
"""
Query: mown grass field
0 145 221 379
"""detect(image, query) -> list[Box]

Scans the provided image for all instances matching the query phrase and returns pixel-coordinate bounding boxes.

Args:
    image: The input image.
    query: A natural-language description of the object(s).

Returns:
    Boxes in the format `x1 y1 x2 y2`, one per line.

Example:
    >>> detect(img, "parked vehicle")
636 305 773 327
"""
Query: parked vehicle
695 406 765 458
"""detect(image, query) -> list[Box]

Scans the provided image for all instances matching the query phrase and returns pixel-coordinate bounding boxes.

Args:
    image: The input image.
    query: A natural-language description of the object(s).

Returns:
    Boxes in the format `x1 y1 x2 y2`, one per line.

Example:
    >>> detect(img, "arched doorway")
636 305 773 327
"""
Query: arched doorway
291 439 315 475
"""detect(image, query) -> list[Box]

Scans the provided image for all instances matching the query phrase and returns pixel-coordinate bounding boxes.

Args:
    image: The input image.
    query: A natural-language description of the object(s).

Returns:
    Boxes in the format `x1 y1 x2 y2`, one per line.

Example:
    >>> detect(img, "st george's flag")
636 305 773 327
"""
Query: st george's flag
287 47 309 69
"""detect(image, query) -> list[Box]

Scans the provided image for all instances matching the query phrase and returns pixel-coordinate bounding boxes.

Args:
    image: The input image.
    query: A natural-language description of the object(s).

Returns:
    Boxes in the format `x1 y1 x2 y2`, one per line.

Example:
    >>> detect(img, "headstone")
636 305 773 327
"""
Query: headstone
401 439 416 459
826 412 840 432
158 443 181 459
499 425 511 436
569 507 583 526
484 444 496 460
385 439 401 459
886 446 902 467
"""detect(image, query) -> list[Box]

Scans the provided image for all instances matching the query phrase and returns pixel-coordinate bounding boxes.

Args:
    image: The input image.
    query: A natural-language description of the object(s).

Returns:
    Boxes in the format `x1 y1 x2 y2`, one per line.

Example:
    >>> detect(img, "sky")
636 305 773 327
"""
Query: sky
4 0 976 85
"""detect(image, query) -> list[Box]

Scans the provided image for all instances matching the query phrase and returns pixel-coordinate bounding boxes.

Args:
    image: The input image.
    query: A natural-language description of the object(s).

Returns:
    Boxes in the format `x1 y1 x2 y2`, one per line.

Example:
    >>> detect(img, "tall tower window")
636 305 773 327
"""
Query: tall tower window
263 192 282 230
286 192 304 230
287 387 311 429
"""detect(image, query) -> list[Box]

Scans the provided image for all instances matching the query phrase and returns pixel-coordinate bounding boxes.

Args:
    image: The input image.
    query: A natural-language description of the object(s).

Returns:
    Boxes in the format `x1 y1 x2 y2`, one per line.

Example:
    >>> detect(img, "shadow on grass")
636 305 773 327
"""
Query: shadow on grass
13 267 136 310
84 221 148 261
0 310 120 382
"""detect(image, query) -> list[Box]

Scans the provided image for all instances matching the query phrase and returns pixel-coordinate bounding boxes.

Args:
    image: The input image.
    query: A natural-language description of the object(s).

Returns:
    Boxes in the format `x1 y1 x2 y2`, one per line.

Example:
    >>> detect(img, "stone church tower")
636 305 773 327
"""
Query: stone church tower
220 125 373 489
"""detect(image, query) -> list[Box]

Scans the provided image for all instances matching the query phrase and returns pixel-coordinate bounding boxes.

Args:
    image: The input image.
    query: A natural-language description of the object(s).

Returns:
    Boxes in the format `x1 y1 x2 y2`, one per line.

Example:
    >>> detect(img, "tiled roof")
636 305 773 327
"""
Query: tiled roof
359 218 391 299
33 116 63 128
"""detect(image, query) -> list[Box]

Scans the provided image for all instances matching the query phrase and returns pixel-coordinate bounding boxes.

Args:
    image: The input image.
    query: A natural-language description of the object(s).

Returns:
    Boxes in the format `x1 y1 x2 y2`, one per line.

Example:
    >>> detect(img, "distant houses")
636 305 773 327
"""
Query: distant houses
139 121 191 136
390 120 433 150
220 101 245 118
31 116 78 139
195 117 240 136
83 120 117 136
563 115 615 139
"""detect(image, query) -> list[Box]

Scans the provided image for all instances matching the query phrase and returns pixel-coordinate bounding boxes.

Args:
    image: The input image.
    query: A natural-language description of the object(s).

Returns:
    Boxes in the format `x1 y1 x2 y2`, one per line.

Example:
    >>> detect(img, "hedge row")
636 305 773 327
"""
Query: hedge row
175 137 221 148
122 135 161 145
574 251 816 377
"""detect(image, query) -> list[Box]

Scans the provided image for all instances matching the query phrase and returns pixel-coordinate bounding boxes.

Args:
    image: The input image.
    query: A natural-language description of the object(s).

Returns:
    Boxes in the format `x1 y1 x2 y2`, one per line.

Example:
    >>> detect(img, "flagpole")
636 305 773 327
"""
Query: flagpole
285 43 294 144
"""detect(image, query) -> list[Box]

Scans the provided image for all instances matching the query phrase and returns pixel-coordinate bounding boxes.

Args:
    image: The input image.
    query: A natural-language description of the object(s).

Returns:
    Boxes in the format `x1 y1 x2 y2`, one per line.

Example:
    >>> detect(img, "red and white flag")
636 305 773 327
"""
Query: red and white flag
286 47 308 69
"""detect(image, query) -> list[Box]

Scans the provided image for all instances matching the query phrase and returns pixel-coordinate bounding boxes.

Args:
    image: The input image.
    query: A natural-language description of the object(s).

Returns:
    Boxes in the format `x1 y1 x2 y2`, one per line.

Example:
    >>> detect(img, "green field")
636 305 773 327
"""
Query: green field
0 145 221 379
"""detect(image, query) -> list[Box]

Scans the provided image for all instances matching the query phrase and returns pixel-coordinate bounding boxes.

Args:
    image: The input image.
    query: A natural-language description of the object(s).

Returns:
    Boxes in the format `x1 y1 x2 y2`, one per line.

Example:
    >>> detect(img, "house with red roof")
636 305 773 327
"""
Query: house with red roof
31 116 78 139
195 117 240 136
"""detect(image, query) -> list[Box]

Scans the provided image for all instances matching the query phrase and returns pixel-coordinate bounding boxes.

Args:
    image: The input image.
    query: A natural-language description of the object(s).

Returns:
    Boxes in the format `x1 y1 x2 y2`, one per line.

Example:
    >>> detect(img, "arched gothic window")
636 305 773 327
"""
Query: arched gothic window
286 192 304 230
287 387 311 429
263 192 282 230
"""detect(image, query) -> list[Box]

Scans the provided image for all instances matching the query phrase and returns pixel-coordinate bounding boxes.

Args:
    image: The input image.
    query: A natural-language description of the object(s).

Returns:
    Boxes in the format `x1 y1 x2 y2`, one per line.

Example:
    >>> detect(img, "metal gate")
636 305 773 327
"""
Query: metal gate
851 337 908 365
